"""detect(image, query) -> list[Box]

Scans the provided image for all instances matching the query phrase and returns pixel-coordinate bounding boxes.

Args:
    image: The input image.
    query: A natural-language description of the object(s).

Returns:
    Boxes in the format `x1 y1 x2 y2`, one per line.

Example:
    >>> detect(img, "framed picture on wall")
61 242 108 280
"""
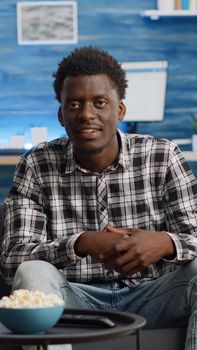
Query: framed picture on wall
16 1 78 45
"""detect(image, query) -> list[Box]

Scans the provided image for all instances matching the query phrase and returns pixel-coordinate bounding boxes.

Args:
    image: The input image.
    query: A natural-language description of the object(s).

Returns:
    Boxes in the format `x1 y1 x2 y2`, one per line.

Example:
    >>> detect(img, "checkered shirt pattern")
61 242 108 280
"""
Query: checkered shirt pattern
1 131 197 285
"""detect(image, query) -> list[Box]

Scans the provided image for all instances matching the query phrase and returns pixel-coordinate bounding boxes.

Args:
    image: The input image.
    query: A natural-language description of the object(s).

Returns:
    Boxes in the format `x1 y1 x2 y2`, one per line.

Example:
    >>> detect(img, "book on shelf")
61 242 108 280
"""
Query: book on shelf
175 0 181 9
181 0 189 9
189 0 197 10
174 0 197 9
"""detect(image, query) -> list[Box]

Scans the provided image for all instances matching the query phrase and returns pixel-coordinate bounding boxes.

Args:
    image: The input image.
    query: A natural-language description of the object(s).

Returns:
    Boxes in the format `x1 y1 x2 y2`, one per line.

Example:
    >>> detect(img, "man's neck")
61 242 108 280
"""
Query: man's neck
73 132 121 173
76 152 118 173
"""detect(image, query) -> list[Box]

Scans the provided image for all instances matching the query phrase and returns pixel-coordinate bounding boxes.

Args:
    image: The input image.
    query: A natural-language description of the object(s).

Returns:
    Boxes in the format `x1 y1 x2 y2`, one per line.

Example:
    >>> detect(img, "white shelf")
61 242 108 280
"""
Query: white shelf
141 10 197 20
0 153 196 165
172 138 192 145
182 151 197 161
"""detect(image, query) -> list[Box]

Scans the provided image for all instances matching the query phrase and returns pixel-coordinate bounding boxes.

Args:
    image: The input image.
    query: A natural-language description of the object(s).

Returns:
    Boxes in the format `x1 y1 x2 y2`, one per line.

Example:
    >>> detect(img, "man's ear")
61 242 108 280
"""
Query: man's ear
118 101 126 121
58 106 64 127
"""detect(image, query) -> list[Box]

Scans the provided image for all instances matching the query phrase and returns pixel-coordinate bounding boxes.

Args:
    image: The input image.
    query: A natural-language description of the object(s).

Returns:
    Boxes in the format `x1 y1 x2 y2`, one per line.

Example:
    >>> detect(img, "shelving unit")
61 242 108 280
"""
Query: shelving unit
141 10 197 20
0 149 24 165
0 153 197 165
0 156 21 165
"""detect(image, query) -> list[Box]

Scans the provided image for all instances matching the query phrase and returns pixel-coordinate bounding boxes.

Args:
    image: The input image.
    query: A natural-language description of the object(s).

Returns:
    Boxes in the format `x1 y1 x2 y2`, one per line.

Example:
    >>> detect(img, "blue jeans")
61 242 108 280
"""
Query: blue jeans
13 259 197 350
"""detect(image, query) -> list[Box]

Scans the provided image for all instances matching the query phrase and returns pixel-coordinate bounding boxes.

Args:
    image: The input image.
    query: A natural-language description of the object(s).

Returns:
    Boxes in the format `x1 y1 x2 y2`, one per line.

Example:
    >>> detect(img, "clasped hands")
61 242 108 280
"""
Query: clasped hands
75 226 175 276
99 226 168 276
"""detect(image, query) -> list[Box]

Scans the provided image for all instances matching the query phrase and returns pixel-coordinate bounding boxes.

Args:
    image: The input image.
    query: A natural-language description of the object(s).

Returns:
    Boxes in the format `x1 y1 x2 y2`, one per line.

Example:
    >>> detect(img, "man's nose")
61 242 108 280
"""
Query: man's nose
79 102 95 120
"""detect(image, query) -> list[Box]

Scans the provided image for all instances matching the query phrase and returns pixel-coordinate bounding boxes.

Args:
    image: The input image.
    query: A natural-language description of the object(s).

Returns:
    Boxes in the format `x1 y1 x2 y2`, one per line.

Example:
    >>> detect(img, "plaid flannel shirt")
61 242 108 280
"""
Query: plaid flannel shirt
1 131 197 285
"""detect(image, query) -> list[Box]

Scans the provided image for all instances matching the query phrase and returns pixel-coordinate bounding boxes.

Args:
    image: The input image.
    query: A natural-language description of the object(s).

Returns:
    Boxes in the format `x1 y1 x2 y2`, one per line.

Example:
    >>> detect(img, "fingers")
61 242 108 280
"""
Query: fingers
106 226 129 234
100 238 145 275
106 226 137 235
102 258 144 276
99 235 130 260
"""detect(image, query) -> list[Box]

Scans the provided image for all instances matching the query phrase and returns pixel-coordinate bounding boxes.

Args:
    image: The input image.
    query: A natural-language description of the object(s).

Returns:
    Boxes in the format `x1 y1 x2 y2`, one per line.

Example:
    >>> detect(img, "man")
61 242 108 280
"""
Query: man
1 46 197 350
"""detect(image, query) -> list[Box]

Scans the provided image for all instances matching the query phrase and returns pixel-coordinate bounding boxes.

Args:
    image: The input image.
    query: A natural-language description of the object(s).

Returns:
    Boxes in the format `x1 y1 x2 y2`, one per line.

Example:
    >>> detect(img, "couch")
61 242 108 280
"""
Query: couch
0 203 187 349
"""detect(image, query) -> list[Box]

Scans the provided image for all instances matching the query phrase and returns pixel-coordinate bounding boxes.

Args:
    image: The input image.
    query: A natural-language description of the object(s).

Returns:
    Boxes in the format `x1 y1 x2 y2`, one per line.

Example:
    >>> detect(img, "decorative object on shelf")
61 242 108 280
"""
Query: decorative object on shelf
31 127 48 146
191 113 197 151
157 0 175 11
7 135 25 149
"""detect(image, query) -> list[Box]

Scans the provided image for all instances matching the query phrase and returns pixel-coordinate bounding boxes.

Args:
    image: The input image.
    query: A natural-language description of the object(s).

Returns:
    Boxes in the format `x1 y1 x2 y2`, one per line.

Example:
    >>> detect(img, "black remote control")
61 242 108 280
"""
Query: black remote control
58 314 116 328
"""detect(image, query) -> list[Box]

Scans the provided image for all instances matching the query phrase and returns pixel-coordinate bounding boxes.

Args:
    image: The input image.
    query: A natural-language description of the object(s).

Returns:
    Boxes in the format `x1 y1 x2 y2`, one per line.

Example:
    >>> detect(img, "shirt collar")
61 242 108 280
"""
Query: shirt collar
64 129 131 174
117 130 131 170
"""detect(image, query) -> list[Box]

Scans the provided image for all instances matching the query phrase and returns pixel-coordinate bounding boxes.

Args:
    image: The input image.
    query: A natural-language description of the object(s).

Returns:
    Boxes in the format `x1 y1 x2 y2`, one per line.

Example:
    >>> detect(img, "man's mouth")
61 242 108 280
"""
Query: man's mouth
79 128 100 133
77 127 101 138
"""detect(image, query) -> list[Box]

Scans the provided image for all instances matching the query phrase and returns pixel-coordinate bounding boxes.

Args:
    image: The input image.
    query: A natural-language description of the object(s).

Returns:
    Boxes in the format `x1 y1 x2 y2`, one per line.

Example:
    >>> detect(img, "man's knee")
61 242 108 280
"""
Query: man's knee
15 260 55 278
12 261 58 291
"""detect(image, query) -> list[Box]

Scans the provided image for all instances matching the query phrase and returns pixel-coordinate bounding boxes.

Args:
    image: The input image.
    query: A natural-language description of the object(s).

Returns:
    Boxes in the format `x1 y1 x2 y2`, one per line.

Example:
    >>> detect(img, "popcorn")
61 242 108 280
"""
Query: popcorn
0 289 64 308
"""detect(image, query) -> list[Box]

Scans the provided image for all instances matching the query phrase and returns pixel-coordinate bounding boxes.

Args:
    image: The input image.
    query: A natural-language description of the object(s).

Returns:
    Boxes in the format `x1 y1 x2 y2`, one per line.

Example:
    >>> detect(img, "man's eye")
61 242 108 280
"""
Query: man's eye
95 100 107 108
66 102 80 111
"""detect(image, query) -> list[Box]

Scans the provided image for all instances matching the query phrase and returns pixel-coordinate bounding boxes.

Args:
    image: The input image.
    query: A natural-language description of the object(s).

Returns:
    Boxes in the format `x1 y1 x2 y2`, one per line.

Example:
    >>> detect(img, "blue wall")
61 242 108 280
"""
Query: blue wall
1 0 197 144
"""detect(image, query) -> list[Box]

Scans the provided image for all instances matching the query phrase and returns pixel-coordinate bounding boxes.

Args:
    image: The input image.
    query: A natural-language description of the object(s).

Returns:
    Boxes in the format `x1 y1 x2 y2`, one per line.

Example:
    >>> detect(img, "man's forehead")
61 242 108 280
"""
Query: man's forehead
63 73 112 85
62 74 116 96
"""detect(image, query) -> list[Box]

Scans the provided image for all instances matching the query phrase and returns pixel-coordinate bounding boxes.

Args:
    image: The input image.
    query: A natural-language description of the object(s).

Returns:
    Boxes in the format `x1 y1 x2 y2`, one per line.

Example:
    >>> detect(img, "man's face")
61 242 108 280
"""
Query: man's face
58 73 125 159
